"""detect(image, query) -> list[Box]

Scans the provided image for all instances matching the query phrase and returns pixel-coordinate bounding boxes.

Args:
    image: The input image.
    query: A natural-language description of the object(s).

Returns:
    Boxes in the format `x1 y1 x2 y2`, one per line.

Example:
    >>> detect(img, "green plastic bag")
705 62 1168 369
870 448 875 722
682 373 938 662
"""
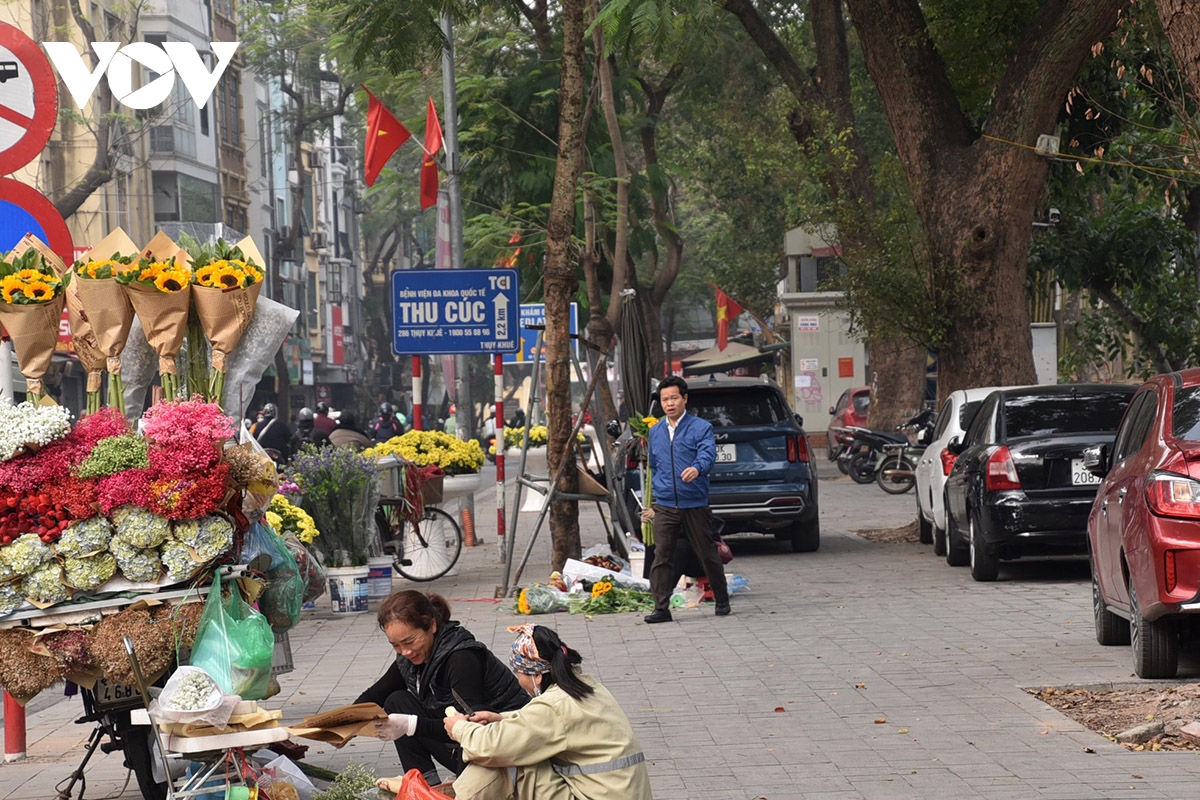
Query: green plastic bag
189 572 275 700
241 521 304 632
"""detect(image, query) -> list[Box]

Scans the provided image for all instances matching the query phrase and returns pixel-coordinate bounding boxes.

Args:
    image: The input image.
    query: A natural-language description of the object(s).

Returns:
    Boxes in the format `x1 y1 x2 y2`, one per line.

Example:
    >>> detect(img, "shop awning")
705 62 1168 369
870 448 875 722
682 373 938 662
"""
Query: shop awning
682 347 774 376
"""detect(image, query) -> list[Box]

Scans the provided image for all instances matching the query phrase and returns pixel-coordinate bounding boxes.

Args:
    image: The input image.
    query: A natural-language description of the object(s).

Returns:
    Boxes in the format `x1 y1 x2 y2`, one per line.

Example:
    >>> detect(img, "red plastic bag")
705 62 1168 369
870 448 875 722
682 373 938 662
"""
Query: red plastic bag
392 769 446 799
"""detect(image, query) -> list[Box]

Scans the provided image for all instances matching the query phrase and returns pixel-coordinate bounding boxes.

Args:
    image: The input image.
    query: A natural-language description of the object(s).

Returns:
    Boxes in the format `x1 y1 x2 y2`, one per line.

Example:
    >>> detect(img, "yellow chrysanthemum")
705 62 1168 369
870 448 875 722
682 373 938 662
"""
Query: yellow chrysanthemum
24 281 54 301
153 268 190 293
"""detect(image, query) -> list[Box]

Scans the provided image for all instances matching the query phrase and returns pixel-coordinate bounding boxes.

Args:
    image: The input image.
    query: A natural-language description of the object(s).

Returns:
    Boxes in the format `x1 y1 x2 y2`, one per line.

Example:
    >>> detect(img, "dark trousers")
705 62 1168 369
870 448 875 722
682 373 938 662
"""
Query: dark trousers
384 690 465 785
649 505 729 612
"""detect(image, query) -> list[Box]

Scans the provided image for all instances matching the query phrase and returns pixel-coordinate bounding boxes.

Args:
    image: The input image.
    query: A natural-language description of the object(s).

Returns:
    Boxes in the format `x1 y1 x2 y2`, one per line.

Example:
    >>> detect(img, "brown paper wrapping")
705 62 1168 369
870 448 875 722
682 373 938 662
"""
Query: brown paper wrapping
74 279 133 368
287 702 387 748
191 281 262 372
122 233 192 376
0 296 66 393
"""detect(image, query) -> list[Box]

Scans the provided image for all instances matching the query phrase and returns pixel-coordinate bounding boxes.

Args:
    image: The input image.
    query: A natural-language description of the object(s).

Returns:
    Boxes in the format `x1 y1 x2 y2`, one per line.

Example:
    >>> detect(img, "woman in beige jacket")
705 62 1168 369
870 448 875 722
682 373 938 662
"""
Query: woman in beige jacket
443 624 652 800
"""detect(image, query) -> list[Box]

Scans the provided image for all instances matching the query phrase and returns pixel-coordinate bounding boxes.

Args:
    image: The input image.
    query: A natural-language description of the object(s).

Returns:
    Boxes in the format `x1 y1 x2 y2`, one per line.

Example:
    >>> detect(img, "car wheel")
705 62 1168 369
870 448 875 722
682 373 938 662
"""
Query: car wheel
968 511 999 582
790 516 820 553
848 452 876 484
1092 558 1130 646
1130 579 1178 679
932 523 947 557
917 509 933 545
944 495 969 567
876 456 916 494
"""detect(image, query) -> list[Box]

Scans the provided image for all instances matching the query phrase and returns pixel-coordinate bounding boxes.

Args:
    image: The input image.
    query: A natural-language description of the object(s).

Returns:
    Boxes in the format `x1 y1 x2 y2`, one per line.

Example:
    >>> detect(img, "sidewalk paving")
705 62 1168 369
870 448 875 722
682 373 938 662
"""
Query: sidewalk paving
3 461 1200 799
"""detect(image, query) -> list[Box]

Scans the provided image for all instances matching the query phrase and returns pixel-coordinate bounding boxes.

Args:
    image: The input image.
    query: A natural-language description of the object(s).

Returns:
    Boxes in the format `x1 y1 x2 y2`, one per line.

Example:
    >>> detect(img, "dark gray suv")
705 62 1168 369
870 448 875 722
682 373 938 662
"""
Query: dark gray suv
616 376 819 552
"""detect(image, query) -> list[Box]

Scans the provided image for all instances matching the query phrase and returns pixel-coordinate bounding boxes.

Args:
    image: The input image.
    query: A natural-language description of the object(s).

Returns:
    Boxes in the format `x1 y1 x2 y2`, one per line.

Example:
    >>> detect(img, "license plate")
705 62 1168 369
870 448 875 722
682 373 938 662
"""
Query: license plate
93 677 140 708
1071 459 1101 486
715 444 737 463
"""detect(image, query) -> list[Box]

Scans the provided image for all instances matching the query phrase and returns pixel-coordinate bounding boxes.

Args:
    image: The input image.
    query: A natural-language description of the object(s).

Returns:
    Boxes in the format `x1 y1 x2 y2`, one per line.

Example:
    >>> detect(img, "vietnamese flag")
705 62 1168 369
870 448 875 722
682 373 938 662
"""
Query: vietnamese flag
715 287 745 351
420 97 444 210
362 86 411 187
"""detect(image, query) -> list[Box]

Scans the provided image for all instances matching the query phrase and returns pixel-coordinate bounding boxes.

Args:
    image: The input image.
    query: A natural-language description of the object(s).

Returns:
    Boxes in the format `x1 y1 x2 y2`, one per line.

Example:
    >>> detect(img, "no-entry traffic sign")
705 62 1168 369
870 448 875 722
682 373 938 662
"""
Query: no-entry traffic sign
0 178 73 262
0 23 57 174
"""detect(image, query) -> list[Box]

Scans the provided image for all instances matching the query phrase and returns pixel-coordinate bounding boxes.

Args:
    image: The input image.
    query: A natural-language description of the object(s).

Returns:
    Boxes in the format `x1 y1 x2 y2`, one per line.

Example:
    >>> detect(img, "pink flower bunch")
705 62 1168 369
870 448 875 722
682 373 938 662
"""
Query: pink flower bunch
142 397 234 476
97 468 152 515
0 408 131 492
72 408 131 450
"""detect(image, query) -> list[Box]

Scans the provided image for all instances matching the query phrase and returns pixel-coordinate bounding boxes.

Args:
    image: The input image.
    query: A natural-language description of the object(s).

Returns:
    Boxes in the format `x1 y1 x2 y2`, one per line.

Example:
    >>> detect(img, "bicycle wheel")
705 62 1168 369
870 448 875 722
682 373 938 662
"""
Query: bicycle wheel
396 506 464 582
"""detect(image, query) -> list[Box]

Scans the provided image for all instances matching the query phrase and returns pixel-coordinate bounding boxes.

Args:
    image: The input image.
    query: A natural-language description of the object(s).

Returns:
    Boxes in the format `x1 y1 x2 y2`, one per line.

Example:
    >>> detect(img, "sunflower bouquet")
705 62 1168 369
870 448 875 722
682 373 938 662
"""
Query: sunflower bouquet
0 238 70 403
627 415 659 545
186 237 265 405
117 232 193 400
72 228 140 414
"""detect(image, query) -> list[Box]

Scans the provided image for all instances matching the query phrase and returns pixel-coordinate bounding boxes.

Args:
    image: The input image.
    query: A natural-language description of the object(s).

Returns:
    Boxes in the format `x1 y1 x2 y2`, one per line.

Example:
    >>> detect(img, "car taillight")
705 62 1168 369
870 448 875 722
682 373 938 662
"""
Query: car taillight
1145 473 1200 519
939 448 957 476
1165 551 1178 592
787 435 810 463
985 446 1021 491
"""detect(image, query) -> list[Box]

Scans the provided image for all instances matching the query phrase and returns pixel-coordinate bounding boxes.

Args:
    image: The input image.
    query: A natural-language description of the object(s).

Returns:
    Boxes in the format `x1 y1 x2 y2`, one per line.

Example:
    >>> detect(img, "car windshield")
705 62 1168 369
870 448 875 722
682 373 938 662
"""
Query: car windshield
650 388 787 427
1003 392 1131 437
852 393 870 415
1171 386 1200 440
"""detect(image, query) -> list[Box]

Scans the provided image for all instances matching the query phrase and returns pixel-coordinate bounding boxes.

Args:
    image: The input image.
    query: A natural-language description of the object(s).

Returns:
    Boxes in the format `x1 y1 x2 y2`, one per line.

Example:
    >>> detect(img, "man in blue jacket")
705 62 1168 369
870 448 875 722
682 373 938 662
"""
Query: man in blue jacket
643 376 731 623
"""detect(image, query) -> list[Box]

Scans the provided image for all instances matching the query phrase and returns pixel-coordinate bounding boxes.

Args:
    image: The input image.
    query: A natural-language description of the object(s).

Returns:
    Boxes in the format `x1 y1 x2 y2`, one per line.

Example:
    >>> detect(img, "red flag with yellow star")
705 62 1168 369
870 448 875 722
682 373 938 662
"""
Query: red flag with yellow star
715 287 744 351
362 86 411 187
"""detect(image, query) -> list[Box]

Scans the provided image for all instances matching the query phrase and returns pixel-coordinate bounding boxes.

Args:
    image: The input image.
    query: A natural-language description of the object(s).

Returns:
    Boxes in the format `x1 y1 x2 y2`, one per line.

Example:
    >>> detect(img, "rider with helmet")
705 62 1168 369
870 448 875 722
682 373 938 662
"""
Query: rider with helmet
313 401 337 435
371 402 406 443
253 403 294 462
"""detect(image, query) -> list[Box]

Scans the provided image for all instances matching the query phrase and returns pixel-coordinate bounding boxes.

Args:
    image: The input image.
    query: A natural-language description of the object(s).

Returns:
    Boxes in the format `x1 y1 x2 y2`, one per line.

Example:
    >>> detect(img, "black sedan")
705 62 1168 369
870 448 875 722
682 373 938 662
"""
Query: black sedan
943 383 1135 581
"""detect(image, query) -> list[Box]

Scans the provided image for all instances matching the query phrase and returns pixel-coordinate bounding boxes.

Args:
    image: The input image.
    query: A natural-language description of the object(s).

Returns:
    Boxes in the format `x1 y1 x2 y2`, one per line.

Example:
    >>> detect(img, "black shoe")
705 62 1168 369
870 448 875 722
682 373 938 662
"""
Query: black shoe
644 610 672 624
715 601 731 616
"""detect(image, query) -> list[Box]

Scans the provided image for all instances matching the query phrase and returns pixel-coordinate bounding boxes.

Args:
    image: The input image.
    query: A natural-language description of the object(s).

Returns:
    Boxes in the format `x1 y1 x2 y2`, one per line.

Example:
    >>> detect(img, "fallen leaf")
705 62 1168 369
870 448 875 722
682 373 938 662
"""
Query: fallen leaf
299 691 307 695
897 728 908 734
855 683 866 689
1132 774 1143 779
1083 747 1095 754
774 707 786 713
874 718 887 724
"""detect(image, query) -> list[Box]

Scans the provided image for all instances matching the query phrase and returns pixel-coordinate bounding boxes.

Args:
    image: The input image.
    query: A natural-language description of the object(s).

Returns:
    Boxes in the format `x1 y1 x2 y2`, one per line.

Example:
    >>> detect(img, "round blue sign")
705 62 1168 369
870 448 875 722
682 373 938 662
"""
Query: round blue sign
0 201 51 252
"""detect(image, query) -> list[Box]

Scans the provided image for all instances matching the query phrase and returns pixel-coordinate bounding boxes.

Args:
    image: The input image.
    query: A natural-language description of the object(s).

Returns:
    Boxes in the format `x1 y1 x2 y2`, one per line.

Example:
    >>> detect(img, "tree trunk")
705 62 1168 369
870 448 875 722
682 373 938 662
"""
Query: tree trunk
866 339 927 427
544 0 587 570
1158 1 1200 108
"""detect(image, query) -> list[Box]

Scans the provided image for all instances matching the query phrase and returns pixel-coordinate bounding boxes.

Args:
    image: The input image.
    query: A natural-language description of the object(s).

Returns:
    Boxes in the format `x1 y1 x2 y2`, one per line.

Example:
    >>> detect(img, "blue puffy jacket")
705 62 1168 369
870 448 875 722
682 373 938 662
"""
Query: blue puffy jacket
648 412 715 509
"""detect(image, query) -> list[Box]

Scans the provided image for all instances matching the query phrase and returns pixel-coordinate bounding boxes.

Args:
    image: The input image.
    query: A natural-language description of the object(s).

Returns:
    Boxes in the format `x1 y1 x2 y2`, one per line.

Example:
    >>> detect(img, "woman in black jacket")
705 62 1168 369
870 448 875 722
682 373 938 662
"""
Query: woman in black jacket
357 590 529 786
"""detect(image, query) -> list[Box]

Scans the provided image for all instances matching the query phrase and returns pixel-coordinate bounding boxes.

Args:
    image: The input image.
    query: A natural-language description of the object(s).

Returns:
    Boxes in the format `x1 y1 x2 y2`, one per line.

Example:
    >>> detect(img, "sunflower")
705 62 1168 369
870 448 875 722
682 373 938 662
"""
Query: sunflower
23 281 54 301
194 264 218 285
15 269 44 282
0 276 23 304
243 263 264 284
153 268 190 293
215 266 244 288
139 261 169 282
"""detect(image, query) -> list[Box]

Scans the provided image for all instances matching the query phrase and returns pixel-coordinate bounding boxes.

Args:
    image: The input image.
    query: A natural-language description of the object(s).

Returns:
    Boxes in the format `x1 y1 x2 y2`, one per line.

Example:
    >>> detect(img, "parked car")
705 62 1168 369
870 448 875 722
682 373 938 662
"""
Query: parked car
915 387 1003 553
943 383 1135 581
1086 370 1200 678
616 376 820 552
826 386 871 453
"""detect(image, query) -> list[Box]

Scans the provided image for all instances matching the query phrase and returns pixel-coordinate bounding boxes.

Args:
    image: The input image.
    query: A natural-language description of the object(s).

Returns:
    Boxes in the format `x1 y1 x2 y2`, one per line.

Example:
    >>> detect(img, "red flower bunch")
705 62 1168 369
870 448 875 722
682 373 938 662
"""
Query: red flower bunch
149 463 229 520
142 397 234 476
50 477 100 521
0 408 130 493
97 468 153 515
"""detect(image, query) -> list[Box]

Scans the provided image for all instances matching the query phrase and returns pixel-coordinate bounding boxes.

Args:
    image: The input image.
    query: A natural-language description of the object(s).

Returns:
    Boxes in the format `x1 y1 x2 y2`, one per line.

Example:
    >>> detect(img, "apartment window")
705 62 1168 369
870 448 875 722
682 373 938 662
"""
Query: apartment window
200 105 209 137
308 272 319 333
218 72 242 147
327 264 342 303
258 103 269 177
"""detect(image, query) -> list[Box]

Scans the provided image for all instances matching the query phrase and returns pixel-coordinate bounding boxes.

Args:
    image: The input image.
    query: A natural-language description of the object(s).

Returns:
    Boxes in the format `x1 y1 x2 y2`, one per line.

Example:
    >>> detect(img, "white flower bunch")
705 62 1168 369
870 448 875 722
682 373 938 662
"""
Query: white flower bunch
0 583 22 615
164 669 219 711
56 517 114 558
173 516 233 561
63 552 118 591
112 506 170 549
0 534 52 575
21 562 67 605
161 539 201 582
109 536 162 582
0 401 72 461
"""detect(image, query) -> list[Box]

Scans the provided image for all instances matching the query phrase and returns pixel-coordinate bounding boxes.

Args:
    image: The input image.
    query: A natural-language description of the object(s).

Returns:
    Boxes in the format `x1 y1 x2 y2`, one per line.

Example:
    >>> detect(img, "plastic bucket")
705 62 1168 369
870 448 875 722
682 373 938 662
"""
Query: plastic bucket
326 566 369 614
628 551 645 581
367 557 394 599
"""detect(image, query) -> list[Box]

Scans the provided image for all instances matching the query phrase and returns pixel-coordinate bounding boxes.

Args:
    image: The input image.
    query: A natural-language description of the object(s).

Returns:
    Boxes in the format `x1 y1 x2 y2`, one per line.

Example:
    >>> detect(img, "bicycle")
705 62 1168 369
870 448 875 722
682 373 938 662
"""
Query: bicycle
375 501 464 582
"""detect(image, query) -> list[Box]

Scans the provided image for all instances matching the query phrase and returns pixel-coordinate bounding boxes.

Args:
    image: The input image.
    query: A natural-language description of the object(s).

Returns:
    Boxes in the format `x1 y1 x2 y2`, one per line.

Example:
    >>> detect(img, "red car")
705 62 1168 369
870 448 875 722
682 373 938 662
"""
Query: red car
826 386 870 452
1087 370 1200 678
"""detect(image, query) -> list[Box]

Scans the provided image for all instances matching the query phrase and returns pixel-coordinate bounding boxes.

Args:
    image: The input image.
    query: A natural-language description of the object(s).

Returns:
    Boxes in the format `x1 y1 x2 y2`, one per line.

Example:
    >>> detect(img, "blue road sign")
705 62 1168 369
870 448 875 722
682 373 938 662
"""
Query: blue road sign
504 302 579 363
391 268 520 355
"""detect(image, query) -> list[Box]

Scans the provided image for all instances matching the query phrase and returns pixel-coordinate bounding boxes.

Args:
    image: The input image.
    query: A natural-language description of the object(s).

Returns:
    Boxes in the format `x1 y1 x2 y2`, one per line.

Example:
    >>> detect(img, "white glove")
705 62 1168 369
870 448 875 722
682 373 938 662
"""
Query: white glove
372 713 418 741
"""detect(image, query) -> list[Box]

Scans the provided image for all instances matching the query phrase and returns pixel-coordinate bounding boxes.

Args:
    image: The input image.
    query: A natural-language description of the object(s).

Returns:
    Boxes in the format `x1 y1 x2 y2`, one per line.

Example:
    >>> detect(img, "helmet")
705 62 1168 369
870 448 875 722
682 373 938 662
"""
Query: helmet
298 407 314 421
261 403 277 420
448 404 456 414
379 402 394 417
316 401 330 415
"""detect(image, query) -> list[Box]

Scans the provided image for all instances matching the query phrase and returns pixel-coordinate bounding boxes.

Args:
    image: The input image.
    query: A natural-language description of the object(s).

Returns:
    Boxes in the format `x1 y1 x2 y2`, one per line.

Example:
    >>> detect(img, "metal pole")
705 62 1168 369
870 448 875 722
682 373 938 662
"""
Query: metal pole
3 691 25 761
412 356 423 431
494 355 504 553
0 341 13 404
443 11 475 526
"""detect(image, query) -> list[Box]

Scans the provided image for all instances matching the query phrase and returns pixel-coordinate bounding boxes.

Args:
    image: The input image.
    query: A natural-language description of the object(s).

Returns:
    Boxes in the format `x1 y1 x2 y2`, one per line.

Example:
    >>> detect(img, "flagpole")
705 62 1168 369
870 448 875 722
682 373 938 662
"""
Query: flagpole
441 11 477 540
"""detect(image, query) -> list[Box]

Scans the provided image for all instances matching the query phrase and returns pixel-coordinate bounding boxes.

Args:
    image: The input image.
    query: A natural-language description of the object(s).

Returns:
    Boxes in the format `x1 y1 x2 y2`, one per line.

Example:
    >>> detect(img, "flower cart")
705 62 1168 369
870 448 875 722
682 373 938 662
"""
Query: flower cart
0 232 309 799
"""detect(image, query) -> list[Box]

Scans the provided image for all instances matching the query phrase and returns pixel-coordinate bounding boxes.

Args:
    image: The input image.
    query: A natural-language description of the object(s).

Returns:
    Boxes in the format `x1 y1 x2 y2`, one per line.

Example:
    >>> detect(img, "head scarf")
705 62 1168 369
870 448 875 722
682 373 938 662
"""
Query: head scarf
508 624 550 676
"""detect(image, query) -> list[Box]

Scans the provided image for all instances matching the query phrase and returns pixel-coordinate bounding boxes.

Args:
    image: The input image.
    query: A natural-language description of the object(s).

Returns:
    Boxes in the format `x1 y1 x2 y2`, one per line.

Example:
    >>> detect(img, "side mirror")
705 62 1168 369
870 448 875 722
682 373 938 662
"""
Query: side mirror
605 419 623 439
916 427 931 445
828 407 835 415
1082 444 1110 477
946 436 965 456
794 413 805 428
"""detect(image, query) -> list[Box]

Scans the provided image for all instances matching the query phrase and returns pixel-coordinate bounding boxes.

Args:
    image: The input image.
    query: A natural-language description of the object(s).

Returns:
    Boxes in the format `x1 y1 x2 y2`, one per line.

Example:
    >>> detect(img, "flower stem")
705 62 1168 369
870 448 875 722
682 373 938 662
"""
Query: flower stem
108 372 125 415
641 456 654 546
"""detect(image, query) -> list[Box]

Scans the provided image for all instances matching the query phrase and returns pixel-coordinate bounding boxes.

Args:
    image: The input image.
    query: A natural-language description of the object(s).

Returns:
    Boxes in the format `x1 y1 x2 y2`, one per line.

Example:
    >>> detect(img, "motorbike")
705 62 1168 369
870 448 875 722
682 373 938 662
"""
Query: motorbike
842 409 935 487
875 411 936 494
